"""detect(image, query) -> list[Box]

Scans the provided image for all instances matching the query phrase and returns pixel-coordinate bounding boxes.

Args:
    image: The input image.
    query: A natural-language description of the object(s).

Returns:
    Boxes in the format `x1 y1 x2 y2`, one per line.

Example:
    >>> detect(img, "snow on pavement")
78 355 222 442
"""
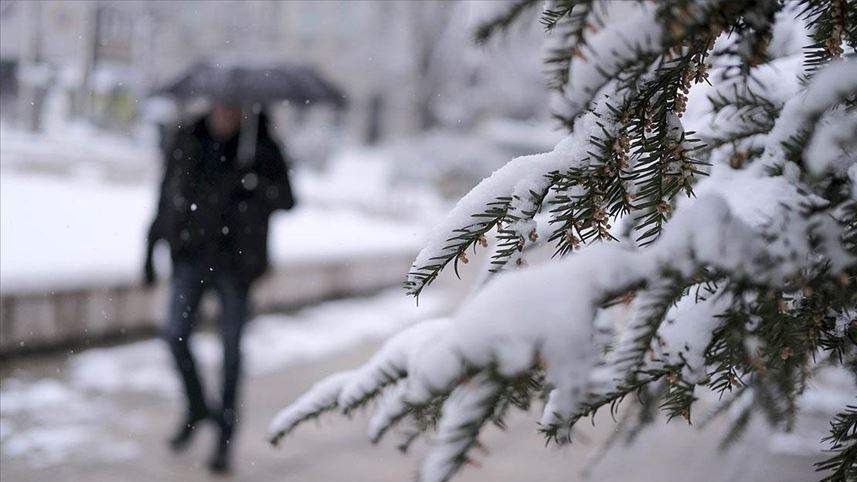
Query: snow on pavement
0 123 159 178
0 289 451 468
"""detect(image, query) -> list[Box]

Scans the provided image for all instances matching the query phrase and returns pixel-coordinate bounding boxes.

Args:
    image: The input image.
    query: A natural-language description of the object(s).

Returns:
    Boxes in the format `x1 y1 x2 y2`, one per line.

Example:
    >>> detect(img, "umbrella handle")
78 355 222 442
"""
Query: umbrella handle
238 103 261 166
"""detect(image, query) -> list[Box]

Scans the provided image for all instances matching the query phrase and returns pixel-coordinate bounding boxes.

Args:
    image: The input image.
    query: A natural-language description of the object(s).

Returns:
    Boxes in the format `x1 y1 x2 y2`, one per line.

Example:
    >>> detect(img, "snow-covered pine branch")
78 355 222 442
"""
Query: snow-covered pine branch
271 2 857 481
267 370 354 446
405 97 624 295
756 57 857 175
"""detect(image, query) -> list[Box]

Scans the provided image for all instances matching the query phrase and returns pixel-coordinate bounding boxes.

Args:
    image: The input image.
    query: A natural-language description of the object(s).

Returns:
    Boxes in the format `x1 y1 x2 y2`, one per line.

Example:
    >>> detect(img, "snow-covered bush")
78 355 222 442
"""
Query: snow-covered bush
270 2 857 481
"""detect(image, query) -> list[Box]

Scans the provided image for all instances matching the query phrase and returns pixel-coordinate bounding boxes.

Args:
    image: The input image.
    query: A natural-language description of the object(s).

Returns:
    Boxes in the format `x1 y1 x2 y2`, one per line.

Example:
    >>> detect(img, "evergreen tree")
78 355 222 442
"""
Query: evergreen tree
270 2 857 481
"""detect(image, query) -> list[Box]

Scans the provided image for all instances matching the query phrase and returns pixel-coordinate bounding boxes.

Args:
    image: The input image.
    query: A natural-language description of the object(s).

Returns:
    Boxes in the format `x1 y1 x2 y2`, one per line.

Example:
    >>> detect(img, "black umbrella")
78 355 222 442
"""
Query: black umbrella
153 61 347 164
153 61 347 109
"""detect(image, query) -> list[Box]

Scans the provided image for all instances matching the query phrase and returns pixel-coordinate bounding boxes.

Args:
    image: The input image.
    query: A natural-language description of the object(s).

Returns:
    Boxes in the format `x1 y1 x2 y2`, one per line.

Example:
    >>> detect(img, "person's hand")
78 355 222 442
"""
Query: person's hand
144 258 156 287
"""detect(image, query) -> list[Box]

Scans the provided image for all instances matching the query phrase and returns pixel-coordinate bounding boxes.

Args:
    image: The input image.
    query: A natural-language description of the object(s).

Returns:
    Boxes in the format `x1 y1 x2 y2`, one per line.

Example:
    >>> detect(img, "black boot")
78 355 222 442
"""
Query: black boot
207 412 234 474
168 407 210 452
207 433 232 474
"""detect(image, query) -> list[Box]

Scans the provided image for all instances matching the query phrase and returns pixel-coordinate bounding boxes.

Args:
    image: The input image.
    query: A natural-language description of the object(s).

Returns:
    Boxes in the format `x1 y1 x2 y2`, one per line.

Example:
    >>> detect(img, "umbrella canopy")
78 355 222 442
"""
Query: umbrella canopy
153 61 347 108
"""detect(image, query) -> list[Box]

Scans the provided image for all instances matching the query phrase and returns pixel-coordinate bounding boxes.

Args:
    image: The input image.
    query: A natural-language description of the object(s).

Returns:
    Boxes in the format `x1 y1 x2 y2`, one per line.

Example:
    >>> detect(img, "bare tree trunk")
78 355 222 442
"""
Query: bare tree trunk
365 92 384 144
18 0 47 132
76 1 102 120
409 1 453 131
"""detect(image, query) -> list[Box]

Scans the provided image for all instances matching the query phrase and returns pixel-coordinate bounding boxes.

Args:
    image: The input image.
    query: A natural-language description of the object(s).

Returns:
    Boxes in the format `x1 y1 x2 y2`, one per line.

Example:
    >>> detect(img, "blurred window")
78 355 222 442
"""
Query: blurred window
297 3 320 47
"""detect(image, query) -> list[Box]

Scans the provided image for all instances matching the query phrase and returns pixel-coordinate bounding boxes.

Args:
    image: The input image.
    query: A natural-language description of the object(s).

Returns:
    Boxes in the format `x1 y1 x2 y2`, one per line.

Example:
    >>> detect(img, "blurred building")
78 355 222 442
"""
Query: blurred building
1 0 548 151
2 1 429 140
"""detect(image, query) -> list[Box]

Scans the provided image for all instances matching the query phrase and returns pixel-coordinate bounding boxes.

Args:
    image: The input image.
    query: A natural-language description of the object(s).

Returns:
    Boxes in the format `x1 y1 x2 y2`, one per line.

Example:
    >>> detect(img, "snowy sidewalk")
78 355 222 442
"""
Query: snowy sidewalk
0 347 825 482
0 291 834 482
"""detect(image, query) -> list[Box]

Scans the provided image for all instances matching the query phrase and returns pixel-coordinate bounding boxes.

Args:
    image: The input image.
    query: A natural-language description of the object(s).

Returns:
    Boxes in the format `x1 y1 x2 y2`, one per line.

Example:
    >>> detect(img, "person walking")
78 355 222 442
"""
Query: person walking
143 103 295 473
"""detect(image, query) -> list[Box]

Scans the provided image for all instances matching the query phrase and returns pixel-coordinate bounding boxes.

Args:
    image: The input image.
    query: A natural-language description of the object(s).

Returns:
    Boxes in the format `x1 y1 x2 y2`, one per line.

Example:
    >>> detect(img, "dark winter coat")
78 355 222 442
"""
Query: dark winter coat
144 112 295 284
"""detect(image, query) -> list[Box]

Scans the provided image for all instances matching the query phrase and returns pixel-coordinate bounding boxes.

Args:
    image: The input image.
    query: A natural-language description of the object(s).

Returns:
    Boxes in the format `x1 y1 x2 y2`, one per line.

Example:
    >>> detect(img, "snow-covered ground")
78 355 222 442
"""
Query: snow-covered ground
0 171 431 293
0 289 451 468
0 122 159 182
0 123 455 294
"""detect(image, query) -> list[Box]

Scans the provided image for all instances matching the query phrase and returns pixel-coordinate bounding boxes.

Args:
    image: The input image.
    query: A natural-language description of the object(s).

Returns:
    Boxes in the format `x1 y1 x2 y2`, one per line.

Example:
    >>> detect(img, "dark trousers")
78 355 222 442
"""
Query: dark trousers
163 259 250 437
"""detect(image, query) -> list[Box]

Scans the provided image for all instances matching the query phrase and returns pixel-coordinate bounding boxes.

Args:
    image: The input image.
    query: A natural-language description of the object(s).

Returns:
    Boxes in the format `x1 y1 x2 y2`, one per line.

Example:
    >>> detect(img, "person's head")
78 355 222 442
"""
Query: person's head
207 103 242 140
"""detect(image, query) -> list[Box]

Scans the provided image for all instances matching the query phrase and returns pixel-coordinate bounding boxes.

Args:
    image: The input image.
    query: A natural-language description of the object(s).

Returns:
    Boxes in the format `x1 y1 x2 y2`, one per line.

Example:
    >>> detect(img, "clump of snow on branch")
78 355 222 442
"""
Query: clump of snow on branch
268 319 451 444
655 288 732 383
268 370 354 445
558 2 661 118
406 94 622 290
419 372 502 482
756 58 857 175
805 108 857 177
337 318 452 410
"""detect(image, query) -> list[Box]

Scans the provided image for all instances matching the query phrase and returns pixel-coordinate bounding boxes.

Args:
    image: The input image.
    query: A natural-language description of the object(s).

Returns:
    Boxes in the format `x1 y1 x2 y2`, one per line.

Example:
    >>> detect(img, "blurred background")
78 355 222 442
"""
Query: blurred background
0 2 846 482
0 0 558 356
